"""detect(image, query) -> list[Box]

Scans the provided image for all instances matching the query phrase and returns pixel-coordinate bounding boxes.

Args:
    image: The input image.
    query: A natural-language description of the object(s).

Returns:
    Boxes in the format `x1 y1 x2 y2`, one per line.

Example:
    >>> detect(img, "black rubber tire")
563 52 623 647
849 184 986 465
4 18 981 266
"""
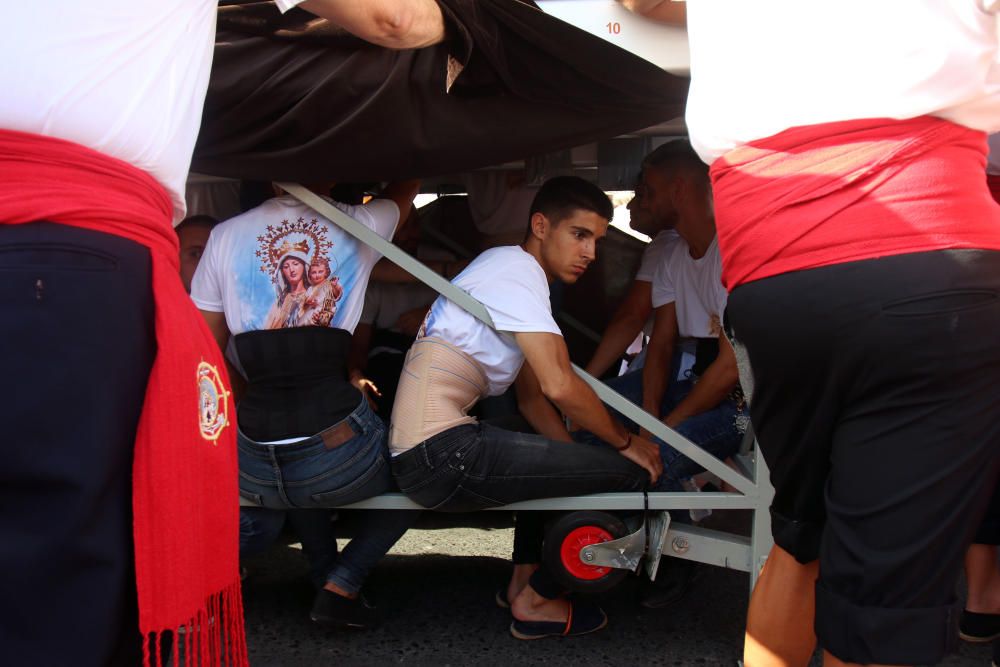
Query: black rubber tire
542 510 630 594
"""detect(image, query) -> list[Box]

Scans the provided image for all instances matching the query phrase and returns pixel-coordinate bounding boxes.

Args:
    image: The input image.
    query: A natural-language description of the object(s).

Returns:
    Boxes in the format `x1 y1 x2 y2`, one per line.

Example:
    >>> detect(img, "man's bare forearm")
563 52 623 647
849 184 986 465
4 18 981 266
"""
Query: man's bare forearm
550 374 630 448
586 280 653 377
585 311 646 377
299 0 446 49
664 342 739 427
642 340 674 417
370 257 458 283
664 362 736 427
519 395 573 443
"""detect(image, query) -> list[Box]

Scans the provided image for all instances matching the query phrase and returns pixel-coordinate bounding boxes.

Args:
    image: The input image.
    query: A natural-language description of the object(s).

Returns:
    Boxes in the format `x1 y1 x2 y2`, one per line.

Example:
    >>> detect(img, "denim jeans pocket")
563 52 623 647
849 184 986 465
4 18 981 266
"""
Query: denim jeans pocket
308 455 390 507
395 457 462 502
294 427 385 490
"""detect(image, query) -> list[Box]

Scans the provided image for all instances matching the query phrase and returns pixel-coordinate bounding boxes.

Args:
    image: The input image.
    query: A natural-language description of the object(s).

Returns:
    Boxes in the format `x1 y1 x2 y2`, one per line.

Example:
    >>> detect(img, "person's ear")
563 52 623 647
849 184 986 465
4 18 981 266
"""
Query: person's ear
529 212 548 241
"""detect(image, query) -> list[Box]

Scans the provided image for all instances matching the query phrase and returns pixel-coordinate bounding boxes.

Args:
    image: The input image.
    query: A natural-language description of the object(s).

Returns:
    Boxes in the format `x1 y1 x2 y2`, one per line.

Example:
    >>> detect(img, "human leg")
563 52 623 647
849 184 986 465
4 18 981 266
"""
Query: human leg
960 479 1000 641
652 398 743 489
392 423 646 634
744 545 819 667
392 423 647 511
241 398 416 626
0 223 155 665
240 507 287 558
504 511 551 604
732 250 1000 666
282 509 338 589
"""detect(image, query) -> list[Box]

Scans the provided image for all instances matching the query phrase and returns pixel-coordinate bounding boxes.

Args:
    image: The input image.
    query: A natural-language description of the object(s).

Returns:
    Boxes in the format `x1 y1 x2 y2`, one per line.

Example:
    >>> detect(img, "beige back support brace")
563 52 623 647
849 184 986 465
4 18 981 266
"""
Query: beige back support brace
388 337 489 455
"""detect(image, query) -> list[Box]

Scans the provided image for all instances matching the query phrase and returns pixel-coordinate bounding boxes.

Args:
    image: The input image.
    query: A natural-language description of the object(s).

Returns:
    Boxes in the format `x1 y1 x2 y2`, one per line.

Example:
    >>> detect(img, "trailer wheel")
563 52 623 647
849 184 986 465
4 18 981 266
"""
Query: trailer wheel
543 511 629 593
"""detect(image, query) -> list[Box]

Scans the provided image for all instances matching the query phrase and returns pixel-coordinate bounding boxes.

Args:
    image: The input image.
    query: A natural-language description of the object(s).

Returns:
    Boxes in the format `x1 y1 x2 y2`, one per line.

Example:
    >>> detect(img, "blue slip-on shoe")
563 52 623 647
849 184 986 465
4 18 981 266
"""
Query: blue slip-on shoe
509 602 607 640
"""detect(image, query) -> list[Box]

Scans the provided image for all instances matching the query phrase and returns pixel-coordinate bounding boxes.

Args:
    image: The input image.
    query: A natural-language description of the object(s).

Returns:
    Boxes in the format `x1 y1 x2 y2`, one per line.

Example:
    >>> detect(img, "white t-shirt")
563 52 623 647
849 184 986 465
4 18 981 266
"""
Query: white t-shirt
192 196 399 336
424 246 562 396
2 1 218 223
685 1 1000 164
635 229 682 283
651 237 727 340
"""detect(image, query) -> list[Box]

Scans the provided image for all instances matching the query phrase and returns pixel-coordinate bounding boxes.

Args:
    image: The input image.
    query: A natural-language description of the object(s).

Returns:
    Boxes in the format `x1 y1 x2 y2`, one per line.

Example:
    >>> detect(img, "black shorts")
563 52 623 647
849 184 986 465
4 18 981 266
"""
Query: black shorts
727 249 1000 666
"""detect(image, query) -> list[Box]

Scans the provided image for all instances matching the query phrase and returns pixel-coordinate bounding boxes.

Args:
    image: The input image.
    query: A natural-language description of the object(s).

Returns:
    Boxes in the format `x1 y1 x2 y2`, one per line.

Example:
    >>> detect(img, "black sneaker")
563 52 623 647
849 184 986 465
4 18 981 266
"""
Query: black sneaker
959 610 1000 643
638 559 703 609
993 638 999 667
310 589 378 630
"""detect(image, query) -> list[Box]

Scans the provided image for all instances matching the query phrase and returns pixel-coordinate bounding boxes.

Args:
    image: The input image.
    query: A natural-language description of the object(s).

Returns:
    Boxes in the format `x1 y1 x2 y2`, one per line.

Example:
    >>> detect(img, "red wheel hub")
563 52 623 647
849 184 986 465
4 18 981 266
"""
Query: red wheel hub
559 525 615 580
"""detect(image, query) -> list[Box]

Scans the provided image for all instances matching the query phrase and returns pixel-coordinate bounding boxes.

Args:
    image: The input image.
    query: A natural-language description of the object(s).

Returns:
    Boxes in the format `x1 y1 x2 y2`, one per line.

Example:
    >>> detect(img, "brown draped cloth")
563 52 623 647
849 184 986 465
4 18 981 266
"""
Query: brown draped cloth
193 0 688 181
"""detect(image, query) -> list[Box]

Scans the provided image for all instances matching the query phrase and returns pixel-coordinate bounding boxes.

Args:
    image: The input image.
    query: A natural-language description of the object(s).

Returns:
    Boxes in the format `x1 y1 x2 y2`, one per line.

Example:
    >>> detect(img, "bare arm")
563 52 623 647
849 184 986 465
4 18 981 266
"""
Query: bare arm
297 0 446 49
663 331 739 428
514 360 573 443
514 332 663 481
584 279 653 377
347 322 383 409
369 256 468 283
378 179 421 232
199 309 247 403
642 302 678 421
617 0 687 26
348 322 374 377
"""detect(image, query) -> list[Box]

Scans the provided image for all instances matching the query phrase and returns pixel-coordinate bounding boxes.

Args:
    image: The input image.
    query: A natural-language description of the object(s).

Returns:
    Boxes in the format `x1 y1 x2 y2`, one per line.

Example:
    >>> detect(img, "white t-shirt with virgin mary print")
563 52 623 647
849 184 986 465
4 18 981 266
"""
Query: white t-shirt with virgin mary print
191 195 399 335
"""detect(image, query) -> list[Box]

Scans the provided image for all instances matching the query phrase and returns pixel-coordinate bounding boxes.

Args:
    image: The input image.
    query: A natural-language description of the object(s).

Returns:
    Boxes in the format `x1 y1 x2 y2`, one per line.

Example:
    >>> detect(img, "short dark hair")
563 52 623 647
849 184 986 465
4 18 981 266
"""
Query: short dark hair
642 140 709 183
528 176 614 228
175 214 219 233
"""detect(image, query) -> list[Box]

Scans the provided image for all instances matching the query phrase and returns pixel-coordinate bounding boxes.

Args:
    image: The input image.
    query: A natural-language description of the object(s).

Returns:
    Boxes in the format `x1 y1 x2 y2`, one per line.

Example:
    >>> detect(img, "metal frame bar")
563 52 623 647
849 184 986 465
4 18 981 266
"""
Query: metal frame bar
275 183 774 591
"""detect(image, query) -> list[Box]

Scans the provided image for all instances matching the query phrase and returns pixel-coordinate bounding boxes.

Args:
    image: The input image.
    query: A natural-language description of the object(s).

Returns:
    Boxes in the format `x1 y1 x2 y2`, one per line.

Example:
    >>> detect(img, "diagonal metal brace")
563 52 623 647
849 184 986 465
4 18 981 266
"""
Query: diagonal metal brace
578 524 647 572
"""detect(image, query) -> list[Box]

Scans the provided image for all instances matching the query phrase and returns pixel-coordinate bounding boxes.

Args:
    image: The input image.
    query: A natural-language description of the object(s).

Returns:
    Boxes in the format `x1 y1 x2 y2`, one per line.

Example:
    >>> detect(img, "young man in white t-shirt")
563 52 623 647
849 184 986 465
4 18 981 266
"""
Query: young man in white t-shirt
193 181 420 629
388 176 663 640
584 166 682 378
592 141 743 607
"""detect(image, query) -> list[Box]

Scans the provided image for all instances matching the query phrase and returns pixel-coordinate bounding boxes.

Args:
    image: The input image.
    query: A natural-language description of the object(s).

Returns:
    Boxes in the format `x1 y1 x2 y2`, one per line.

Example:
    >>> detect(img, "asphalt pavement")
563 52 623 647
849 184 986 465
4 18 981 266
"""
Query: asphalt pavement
241 511 995 667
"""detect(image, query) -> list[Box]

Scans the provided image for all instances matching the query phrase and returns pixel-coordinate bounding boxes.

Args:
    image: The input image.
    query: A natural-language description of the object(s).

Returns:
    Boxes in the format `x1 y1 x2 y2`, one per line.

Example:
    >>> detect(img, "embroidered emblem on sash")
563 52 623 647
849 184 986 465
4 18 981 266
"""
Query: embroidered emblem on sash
197 361 230 443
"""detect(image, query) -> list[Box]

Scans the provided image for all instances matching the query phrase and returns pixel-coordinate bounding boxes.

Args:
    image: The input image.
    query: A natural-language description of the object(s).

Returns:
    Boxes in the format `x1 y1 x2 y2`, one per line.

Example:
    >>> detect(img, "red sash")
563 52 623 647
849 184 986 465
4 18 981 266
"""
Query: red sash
0 129 247 667
710 116 1000 289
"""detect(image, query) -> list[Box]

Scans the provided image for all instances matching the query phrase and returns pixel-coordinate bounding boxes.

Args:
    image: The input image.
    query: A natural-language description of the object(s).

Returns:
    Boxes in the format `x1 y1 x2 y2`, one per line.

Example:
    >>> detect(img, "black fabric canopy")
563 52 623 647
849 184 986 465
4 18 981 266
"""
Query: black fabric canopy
193 0 688 181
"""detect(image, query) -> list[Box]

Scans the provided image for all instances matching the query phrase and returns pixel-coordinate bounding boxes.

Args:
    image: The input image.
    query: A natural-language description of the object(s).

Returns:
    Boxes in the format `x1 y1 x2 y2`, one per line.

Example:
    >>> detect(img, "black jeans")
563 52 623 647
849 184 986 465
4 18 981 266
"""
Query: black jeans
391 422 647 512
0 222 154 666
391 422 647 595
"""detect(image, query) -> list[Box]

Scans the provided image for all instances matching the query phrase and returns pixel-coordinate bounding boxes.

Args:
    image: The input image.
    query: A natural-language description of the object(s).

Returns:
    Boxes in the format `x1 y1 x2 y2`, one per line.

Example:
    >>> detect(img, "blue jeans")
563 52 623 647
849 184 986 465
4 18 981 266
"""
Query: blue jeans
238 398 417 594
602 370 744 493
